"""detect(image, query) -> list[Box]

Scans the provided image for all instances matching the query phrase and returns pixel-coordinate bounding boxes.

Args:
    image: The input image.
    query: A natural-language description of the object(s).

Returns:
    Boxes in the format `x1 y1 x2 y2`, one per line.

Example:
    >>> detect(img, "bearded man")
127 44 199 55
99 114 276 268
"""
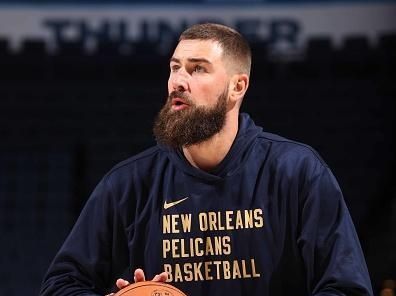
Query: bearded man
40 23 373 296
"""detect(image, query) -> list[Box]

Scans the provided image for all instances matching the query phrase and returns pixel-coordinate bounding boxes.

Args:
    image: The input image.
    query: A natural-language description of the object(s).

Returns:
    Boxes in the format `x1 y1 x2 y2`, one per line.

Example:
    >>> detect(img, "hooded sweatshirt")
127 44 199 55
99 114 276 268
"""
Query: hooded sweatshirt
40 113 373 296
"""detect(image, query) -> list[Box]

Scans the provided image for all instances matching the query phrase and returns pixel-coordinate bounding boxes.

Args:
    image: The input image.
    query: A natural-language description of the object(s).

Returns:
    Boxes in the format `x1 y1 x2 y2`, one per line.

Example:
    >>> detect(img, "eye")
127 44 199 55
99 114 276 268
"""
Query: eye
170 64 180 72
193 65 206 73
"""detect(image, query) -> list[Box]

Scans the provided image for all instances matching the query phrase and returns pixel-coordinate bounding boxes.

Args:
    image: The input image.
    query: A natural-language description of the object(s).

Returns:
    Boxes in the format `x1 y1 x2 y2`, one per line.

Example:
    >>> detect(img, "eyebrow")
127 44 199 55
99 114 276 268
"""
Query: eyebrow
170 57 212 65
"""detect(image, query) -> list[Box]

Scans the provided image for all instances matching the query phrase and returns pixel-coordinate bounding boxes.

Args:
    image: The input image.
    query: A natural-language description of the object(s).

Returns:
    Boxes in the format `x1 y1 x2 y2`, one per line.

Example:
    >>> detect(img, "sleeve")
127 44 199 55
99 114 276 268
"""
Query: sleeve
40 176 129 296
297 162 374 296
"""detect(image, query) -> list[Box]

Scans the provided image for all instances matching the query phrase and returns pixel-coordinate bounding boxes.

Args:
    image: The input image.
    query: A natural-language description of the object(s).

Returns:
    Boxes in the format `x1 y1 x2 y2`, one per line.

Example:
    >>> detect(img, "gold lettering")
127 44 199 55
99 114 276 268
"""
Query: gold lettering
205 236 214 255
162 239 171 258
189 238 195 257
232 260 242 279
171 239 180 258
163 259 260 282
208 212 217 230
171 215 180 233
244 210 253 228
223 261 231 279
163 214 192 234
213 261 221 279
164 236 234 259
163 264 172 282
180 238 189 258
181 214 192 233
254 208 264 228
213 236 221 255
199 213 208 231
204 261 213 280
197 209 264 232
242 260 251 278
225 210 234 230
251 259 261 278
184 263 193 281
174 263 183 282
163 215 171 234
195 237 204 256
217 211 225 230
235 210 244 229
223 236 231 255
194 262 204 281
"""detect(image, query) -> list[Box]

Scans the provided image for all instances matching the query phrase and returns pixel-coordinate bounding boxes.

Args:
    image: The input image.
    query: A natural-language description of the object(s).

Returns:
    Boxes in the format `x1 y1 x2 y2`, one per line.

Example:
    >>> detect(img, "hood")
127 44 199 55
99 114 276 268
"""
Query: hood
159 113 262 182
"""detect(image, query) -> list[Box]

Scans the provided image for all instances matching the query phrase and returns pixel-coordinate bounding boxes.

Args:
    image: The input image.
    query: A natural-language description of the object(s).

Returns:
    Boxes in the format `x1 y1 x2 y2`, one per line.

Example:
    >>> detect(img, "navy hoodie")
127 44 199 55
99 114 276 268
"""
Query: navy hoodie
40 113 373 296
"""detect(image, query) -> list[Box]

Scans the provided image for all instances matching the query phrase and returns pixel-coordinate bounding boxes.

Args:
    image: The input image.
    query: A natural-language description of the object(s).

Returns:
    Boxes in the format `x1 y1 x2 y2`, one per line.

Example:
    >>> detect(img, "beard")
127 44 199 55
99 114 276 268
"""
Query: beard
153 88 228 149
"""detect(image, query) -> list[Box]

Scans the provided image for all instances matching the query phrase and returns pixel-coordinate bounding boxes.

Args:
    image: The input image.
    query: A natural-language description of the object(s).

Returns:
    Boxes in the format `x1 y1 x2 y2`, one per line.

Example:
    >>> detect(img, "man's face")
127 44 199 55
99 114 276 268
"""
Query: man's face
153 40 231 148
167 39 230 109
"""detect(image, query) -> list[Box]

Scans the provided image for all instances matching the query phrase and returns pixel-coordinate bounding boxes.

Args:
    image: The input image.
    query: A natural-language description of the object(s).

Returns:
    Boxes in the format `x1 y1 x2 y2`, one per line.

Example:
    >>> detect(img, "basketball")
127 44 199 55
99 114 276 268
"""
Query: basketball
113 281 187 296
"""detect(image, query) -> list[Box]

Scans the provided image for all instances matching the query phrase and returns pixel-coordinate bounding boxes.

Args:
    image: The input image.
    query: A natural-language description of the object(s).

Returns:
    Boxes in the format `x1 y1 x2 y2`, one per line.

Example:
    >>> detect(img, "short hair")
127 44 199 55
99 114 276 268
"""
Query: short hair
179 23 251 76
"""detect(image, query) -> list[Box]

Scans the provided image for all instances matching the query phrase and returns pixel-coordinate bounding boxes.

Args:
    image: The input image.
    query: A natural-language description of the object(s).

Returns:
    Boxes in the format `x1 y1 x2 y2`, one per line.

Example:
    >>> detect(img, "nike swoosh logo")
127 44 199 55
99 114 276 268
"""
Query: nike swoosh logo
164 197 189 210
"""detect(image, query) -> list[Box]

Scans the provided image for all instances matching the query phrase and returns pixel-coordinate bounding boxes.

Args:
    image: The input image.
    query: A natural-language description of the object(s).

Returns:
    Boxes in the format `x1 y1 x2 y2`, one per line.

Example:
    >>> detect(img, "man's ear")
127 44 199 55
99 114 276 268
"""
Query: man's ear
229 73 249 105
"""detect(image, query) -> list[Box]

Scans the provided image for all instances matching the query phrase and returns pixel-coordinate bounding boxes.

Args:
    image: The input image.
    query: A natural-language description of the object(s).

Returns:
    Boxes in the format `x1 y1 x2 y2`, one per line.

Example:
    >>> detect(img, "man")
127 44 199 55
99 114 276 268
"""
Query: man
40 23 373 296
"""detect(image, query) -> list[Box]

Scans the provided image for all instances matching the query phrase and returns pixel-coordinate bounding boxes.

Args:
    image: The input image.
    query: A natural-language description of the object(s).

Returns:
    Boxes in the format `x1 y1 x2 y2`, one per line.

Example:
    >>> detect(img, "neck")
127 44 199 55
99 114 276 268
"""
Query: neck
182 111 239 172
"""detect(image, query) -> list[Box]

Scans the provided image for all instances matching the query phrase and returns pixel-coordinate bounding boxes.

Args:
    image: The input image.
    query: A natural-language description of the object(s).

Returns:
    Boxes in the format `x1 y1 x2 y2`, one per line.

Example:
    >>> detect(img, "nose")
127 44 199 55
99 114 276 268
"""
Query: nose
170 69 189 92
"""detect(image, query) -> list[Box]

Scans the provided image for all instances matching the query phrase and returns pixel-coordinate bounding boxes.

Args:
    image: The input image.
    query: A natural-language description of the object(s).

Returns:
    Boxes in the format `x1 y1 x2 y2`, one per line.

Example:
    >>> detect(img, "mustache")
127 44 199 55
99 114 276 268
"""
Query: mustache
168 91 194 105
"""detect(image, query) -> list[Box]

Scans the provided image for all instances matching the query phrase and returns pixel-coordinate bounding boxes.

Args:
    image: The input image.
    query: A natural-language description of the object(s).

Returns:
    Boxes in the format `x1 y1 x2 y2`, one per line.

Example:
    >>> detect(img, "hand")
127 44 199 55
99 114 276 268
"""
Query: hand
106 268 168 296
132 268 168 283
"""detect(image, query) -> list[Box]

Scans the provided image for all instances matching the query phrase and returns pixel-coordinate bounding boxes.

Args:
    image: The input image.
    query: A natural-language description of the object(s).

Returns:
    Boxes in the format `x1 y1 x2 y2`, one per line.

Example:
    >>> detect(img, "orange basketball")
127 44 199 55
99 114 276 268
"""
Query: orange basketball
113 281 187 296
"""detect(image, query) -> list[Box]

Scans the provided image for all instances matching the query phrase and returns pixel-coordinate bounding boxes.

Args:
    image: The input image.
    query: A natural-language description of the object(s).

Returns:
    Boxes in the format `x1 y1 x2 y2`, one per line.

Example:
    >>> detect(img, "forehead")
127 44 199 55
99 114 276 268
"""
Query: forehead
171 39 224 63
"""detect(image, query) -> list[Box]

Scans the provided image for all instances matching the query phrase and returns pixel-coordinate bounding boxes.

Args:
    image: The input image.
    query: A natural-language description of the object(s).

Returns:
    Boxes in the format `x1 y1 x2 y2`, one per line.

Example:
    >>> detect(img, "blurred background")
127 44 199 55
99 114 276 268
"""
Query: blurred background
0 0 395 295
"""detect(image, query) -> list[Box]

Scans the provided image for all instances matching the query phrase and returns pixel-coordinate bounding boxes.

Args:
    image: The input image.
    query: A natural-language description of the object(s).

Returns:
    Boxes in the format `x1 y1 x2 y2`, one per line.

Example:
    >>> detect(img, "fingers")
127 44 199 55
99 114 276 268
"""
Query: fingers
134 268 146 282
130 269 168 285
152 272 169 282
116 278 130 289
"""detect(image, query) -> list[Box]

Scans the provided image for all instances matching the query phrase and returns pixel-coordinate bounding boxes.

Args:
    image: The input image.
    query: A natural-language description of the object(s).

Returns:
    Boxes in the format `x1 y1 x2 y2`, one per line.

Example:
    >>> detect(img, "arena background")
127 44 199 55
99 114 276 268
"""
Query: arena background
0 0 395 295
